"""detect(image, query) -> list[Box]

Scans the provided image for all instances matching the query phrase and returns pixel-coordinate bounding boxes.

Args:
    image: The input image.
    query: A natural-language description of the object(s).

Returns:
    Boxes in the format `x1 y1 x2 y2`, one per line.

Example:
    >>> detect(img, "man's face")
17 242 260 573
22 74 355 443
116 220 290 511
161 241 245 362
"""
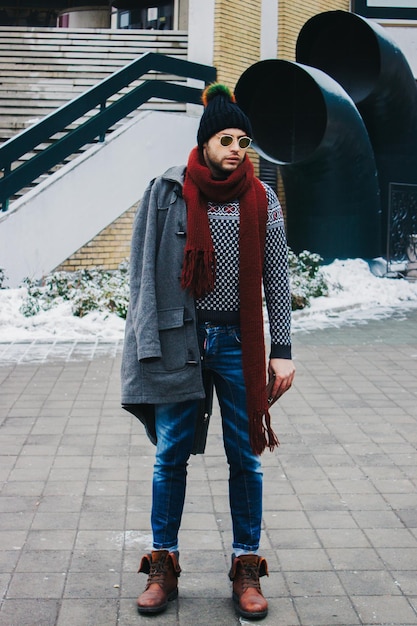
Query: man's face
202 128 251 178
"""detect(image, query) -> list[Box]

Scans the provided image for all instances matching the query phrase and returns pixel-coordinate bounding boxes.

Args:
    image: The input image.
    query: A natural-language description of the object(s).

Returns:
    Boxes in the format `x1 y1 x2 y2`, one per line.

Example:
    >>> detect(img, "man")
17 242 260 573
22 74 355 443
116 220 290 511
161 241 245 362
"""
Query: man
121 83 295 619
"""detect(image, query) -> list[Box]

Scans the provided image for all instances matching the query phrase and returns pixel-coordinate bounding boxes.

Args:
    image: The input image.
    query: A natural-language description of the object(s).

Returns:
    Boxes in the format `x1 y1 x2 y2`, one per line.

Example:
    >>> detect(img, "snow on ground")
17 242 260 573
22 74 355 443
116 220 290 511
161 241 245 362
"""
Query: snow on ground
0 259 417 343
0 290 125 342
291 258 417 331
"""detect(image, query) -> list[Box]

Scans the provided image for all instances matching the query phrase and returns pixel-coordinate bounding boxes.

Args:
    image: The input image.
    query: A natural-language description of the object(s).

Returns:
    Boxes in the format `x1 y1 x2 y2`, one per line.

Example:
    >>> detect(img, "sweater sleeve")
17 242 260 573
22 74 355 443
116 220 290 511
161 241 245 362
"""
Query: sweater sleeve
262 183 292 359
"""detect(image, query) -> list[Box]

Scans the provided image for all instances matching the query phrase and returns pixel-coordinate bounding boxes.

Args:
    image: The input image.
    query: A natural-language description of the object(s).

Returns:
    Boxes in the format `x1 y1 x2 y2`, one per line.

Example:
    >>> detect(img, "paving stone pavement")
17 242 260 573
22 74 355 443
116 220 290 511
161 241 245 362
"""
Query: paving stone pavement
0 309 417 625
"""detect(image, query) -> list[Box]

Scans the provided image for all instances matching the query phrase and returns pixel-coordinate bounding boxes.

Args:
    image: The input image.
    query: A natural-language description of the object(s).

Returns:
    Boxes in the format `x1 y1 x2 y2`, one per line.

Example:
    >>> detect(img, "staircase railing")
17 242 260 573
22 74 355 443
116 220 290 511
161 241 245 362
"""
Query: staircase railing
0 52 216 211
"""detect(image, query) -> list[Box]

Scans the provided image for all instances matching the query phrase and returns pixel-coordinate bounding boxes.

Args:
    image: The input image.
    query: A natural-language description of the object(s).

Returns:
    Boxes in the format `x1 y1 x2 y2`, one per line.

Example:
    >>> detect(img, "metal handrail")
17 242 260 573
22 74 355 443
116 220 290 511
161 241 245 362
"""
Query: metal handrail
0 52 216 210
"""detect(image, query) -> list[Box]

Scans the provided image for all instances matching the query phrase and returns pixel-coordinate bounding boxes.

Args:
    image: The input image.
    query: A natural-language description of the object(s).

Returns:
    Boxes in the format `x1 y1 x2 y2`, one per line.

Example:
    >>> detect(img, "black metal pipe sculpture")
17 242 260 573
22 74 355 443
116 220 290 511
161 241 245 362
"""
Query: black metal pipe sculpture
235 59 381 260
296 9 417 261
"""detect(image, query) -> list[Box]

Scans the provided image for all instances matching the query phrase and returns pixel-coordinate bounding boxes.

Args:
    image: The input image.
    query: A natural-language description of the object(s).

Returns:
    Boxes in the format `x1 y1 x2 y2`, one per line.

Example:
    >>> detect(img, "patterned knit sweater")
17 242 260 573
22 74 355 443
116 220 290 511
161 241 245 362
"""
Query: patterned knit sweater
196 182 292 359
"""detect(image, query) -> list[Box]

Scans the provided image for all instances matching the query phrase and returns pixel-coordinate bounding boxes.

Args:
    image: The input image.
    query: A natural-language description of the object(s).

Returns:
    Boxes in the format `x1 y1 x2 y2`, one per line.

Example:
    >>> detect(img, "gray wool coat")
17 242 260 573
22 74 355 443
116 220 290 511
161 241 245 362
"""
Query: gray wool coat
121 165 205 444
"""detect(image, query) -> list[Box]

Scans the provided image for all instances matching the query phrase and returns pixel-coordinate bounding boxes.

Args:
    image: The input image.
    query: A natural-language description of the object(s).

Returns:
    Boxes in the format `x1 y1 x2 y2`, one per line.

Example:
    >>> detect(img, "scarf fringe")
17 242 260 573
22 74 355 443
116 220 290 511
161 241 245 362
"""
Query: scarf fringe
249 409 280 456
181 249 216 299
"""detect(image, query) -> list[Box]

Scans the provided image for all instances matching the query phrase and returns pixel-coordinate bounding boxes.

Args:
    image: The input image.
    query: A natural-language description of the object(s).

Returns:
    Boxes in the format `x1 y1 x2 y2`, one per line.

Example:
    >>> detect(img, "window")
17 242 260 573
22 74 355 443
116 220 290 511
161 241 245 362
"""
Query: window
116 2 174 29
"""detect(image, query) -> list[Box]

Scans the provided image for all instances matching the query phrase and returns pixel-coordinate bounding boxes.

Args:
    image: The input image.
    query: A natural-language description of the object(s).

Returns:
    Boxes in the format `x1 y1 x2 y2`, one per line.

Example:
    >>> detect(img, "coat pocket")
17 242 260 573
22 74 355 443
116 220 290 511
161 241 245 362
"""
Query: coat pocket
148 307 189 372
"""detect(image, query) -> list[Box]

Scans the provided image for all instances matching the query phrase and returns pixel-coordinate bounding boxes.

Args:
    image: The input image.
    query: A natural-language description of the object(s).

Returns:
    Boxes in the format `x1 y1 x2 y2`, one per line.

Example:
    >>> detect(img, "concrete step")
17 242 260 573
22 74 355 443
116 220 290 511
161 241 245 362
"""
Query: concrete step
0 27 189 139
0 40 187 51
0 26 187 39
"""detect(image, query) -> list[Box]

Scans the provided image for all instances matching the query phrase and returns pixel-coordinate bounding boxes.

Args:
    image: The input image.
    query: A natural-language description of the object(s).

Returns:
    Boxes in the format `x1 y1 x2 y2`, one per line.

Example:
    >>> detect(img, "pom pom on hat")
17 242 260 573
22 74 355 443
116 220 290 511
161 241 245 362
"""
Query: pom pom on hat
197 82 252 148
201 83 237 106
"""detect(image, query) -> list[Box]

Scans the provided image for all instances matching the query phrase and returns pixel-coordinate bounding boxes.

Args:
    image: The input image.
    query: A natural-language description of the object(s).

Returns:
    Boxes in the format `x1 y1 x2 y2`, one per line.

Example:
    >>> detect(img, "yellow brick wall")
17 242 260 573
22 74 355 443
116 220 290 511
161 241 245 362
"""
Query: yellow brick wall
213 0 264 175
277 0 350 60
213 0 262 88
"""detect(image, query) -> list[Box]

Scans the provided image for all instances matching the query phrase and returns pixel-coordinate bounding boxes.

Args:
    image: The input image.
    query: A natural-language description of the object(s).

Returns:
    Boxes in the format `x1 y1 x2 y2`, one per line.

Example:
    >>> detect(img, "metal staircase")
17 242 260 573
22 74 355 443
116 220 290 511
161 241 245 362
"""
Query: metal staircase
0 34 216 285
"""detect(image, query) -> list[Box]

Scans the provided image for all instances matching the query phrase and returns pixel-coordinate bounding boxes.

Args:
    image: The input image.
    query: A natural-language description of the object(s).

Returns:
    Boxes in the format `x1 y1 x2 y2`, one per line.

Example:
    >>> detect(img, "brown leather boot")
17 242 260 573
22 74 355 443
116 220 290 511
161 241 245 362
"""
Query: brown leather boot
137 549 181 614
229 554 269 619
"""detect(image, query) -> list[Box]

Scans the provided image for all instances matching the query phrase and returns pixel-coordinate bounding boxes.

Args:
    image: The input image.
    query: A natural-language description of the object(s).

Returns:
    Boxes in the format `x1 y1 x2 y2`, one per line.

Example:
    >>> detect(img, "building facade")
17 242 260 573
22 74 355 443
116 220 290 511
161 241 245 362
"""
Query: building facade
2 0 416 272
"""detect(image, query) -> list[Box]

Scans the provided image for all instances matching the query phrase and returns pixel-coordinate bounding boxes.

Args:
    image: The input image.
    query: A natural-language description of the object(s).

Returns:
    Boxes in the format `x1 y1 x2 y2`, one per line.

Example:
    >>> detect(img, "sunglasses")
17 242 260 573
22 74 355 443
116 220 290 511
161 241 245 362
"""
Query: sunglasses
217 134 252 149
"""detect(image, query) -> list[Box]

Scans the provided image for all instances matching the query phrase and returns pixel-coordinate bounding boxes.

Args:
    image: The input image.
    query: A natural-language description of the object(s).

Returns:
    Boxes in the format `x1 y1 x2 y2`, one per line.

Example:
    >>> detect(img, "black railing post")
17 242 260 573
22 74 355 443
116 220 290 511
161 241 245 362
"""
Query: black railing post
1 163 10 211
99 101 106 142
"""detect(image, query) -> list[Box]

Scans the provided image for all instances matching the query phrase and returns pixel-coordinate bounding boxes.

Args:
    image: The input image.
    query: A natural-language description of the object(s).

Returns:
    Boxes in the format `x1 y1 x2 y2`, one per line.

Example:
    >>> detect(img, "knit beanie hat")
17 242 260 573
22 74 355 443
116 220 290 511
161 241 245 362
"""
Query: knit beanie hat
197 83 253 148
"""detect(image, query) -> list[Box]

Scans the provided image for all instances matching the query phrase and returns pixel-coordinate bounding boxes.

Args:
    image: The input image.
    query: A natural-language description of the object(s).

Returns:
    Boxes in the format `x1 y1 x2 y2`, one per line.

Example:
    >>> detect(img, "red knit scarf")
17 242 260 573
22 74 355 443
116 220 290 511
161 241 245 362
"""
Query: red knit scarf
181 146 279 455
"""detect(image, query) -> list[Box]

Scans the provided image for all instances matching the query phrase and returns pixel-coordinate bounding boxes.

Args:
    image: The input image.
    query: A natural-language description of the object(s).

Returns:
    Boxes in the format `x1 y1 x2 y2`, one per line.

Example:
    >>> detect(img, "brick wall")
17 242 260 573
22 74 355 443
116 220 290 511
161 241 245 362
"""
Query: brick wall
213 0 264 175
213 0 262 88
278 0 350 60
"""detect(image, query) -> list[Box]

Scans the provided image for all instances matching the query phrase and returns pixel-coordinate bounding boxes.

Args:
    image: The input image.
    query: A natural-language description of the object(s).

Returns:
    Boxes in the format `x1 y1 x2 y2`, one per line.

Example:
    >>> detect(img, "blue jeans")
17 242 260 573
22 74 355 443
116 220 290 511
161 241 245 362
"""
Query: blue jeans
151 324 263 553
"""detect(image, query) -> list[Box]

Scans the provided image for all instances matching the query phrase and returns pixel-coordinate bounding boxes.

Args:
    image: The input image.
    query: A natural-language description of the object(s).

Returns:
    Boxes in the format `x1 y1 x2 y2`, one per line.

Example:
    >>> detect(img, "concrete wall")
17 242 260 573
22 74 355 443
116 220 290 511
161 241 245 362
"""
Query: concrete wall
0 110 201 287
378 21 417 77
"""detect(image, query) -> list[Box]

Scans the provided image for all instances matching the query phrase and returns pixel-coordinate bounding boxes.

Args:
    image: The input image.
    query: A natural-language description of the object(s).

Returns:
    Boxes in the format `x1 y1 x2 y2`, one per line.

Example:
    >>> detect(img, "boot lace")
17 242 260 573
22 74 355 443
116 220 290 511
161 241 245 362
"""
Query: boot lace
240 562 261 592
146 557 168 588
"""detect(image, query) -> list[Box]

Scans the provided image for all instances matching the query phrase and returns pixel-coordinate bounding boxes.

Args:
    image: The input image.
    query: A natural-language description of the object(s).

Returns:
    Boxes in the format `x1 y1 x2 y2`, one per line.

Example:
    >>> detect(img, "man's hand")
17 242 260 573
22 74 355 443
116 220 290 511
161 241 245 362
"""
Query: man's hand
267 358 295 404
